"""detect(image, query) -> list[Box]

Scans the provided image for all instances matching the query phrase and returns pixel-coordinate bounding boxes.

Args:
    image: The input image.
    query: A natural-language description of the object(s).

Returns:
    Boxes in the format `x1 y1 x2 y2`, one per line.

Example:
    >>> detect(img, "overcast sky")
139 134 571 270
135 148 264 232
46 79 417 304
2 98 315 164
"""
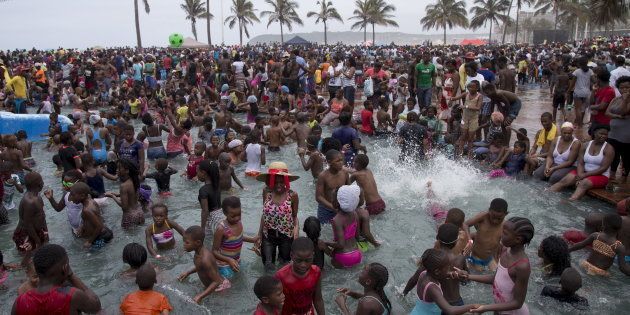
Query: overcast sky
0 0 535 49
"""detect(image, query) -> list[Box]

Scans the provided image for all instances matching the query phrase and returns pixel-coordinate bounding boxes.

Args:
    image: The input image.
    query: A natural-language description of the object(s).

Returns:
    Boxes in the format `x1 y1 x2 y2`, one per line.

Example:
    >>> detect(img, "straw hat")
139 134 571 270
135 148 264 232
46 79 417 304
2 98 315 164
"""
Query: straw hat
256 161 299 183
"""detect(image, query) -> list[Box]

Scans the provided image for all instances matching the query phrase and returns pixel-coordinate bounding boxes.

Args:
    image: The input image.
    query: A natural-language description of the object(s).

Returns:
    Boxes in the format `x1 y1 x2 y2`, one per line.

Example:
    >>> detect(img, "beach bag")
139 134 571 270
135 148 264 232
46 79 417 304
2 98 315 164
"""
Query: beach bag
364 77 374 97
315 70 322 84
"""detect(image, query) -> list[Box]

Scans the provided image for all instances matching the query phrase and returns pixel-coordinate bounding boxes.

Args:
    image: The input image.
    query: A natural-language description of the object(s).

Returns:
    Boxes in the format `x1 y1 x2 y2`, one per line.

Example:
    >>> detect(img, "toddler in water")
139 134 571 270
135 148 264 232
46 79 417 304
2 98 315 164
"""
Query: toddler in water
184 142 206 180
122 242 149 278
540 267 588 310
253 276 284 315
218 152 244 191
212 196 258 279
143 158 177 197
120 264 173 315
145 204 185 259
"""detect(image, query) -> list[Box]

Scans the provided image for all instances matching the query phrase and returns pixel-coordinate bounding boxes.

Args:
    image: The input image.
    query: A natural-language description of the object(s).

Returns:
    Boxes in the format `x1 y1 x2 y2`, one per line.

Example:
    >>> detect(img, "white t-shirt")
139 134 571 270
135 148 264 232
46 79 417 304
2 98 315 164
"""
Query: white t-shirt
328 63 344 87
610 66 630 96
232 61 245 75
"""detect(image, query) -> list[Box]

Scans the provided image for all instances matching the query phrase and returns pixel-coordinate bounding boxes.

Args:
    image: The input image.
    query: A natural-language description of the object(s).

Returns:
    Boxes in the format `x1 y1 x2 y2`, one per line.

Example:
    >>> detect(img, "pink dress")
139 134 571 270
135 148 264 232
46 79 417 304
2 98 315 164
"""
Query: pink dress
492 259 530 315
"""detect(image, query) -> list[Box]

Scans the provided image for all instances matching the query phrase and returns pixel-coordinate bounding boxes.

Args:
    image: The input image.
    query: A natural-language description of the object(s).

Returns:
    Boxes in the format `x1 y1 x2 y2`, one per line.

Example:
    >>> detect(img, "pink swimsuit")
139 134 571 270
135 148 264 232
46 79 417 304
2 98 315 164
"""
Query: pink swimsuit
493 258 530 315
333 215 362 268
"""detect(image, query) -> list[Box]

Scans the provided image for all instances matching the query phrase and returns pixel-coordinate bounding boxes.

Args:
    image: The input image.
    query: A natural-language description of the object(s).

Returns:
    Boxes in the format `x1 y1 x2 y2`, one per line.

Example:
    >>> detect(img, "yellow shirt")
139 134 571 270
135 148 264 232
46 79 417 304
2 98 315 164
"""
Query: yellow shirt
7 76 27 99
458 64 467 91
176 106 189 123
129 99 140 114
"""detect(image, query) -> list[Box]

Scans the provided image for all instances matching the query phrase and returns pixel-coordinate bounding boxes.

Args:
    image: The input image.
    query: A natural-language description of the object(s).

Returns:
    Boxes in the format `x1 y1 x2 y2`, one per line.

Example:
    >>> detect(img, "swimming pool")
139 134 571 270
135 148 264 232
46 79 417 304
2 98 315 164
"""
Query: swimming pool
1 88 629 314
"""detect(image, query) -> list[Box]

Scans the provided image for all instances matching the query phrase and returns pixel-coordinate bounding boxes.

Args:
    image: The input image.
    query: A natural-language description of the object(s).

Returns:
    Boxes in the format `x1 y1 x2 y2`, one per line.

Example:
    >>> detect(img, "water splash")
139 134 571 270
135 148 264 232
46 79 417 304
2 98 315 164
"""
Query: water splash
159 284 212 314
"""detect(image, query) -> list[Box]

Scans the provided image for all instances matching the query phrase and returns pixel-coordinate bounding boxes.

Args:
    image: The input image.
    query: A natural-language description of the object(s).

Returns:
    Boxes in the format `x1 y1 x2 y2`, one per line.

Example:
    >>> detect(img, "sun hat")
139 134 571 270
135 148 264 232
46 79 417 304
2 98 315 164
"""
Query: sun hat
89 114 101 125
227 139 243 149
337 184 361 213
256 161 299 188
247 95 258 103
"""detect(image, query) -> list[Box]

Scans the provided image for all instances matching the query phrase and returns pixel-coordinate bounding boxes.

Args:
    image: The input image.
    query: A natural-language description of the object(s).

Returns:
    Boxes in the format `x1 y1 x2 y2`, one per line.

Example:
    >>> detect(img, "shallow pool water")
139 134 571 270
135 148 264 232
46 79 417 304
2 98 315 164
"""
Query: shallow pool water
1 87 630 314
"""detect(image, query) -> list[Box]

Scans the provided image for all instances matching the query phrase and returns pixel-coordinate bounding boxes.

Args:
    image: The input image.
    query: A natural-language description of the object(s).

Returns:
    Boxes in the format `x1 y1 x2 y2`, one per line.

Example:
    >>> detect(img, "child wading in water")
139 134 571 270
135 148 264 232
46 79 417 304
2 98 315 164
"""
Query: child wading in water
143 158 177 197
465 198 508 271
327 184 363 269
218 152 245 191
456 217 535 314
350 154 386 215
120 264 173 314
335 262 392 315
106 159 145 228
253 275 285 315
13 172 47 252
145 203 185 259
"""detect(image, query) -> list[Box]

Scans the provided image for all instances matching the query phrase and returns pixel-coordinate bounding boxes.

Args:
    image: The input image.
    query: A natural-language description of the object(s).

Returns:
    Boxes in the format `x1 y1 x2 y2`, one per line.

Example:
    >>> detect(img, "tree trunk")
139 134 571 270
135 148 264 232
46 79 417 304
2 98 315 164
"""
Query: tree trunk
280 23 284 44
324 21 328 45
489 19 493 43
502 0 513 44
443 25 447 45
239 21 243 46
514 7 520 44
585 20 589 39
372 23 375 45
574 20 579 41
364 26 367 44
192 18 198 41
134 0 142 51
553 7 558 42
206 0 212 46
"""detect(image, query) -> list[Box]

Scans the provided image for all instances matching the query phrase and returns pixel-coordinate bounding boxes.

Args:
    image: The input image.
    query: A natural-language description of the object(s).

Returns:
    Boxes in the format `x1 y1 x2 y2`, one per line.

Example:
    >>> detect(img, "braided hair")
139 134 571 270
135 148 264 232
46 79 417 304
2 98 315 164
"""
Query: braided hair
540 235 571 277
368 262 392 314
421 248 448 273
119 158 140 191
508 217 535 246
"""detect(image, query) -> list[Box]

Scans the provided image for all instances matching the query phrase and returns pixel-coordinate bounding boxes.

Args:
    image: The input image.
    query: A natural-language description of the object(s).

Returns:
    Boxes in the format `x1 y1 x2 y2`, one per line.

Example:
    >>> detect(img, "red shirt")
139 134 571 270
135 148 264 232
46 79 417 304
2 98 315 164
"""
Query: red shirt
163 57 172 70
14 286 76 315
360 109 374 135
254 303 281 315
275 264 321 315
593 86 615 125
365 68 387 80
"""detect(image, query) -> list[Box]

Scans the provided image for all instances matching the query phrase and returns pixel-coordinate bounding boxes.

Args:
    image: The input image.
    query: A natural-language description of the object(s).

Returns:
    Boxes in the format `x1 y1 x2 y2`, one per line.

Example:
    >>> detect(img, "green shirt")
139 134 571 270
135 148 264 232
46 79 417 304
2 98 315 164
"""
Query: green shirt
415 62 436 88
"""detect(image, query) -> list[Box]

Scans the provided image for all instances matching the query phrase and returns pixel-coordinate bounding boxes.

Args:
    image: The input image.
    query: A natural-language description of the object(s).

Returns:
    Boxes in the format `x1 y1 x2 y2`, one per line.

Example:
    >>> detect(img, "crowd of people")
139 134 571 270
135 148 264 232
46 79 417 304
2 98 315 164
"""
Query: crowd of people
1 35 630 314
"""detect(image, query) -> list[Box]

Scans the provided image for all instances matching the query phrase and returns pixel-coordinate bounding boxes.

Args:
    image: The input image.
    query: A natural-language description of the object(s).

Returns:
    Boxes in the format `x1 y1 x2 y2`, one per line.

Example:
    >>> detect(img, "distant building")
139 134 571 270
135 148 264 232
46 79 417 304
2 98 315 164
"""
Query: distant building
519 11 554 25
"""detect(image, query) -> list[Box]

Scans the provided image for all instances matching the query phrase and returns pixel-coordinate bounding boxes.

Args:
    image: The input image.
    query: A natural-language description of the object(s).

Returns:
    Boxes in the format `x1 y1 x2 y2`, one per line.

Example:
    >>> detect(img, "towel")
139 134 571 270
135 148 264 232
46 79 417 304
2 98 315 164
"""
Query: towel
536 124 557 147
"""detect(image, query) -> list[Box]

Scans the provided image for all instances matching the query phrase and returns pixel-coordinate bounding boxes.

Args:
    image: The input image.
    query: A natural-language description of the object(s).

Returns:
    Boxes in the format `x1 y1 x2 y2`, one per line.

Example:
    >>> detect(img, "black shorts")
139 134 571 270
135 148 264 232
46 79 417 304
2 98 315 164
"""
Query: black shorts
553 94 565 109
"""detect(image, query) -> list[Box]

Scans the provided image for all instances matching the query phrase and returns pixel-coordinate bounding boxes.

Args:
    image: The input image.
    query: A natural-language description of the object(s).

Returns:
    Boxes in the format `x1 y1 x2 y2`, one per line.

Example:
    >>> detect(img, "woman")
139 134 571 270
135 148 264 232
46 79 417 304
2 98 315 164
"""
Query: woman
255 162 300 272
105 159 144 228
327 184 362 269
141 112 170 160
197 160 221 241
85 114 110 165
533 122 581 185
550 126 615 200
605 76 630 184
163 106 192 158
232 54 247 94
320 89 347 126
342 57 357 107
335 263 392 315
118 124 145 173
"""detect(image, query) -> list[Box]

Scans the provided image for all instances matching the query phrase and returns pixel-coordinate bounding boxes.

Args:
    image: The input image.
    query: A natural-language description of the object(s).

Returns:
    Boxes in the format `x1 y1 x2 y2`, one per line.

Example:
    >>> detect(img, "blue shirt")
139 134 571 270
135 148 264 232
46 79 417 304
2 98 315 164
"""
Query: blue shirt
132 63 143 81
478 69 495 83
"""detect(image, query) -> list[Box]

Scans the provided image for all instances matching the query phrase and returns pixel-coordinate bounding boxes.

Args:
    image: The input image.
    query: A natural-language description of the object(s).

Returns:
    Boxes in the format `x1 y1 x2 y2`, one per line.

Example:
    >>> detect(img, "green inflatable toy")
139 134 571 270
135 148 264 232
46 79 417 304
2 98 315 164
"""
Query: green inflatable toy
169 33 184 48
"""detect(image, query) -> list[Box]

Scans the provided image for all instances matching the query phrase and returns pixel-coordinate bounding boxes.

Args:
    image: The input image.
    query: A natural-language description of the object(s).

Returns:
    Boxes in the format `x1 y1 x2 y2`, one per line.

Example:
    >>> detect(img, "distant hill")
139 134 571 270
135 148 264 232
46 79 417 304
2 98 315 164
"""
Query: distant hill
248 31 487 45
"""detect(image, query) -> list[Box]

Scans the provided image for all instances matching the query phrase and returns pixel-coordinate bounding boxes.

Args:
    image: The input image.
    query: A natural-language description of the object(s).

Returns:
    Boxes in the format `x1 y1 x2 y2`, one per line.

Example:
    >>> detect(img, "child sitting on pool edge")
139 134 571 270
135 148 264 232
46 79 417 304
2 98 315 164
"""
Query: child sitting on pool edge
120 263 173 315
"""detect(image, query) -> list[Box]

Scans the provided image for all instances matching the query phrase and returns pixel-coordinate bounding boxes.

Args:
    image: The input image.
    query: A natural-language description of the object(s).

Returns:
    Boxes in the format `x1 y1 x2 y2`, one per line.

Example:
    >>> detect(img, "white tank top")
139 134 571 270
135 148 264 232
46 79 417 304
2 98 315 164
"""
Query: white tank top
583 140 610 177
64 192 83 235
553 137 578 165
245 143 262 173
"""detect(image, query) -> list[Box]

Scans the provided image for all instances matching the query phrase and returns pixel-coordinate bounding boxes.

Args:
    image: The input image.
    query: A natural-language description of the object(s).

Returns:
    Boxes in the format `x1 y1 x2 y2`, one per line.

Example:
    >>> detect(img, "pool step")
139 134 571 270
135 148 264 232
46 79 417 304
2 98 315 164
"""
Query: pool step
587 182 630 205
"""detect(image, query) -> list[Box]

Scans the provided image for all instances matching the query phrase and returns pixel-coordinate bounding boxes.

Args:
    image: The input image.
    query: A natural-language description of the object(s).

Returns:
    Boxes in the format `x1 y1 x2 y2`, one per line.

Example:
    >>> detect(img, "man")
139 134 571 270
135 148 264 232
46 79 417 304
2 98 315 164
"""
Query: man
414 51 436 110
610 56 630 96
526 112 557 175
6 67 28 114
588 70 615 136
332 112 366 166
327 57 343 103
11 244 101 314
496 56 516 92
294 49 308 94
365 62 389 104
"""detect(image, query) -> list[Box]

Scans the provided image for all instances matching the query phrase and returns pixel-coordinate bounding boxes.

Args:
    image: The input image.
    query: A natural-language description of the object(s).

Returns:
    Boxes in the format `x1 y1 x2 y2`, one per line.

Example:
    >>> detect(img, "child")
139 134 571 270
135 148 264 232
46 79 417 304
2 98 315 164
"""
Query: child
335 263 392 315
327 184 363 269
410 248 478 314
218 152 244 191
465 198 509 271
449 80 483 158
440 77 454 121
2 134 32 183
69 183 113 250
145 203 185 258
82 153 117 201
212 196 258 279
404 224 469 310
569 213 630 276
12 172 47 252
298 135 325 180
243 131 266 177
122 242 148 277
360 100 375 136
178 225 230 304
106 159 145 228
16 130 34 168
445 208 472 256
538 235 571 278
253 276 284 315
473 111 505 156
265 116 284 152
376 101 394 134
424 181 448 225
144 158 177 196
275 237 325 315
120 264 173 315
540 267 588 310
303 216 329 269
456 217 535 314
205 135 223 161
490 141 527 178
424 106 444 144
1 161 24 213
350 154 386 215
185 142 206 180
44 170 85 236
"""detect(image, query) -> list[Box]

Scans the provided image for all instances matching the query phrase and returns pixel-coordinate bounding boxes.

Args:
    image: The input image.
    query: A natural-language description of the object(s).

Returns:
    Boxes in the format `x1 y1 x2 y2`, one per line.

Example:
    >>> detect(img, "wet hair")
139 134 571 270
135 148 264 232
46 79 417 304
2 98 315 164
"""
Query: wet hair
155 158 168 171
181 119 193 130
60 131 73 145
560 267 582 294
221 196 241 214
540 235 571 277
514 141 526 150
136 263 157 290
185 225 205 242
198 160 220 190
489 198 508 213
603 213 622 232
354 154 369 169
24 172 42 191
338 112 352 126
507 217 535 246
63 169 83 182
367 263 392 314
141 112 154 126
122 243 147 269
306 135 319 148
446 208 465 227
437 223 460 249
325 149 342 162
33 244 67 276
321 137 341 154
150 203 168 214
69 182 91 196
303 216 321 242
119 159 140 191
421 248 448 273
291 236 314 253
254 275 281 300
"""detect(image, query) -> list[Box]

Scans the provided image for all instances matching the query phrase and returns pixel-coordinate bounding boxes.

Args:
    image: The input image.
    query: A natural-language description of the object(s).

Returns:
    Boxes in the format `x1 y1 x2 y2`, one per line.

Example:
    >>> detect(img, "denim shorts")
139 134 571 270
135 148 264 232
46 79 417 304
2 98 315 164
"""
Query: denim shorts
147 146 167 160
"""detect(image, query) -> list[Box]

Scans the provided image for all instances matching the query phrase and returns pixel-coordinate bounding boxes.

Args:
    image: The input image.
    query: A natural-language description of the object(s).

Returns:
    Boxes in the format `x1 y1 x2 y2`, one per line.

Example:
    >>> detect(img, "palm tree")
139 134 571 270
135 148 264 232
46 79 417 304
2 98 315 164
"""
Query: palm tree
512 0 534 44
558 0 588 40
421 0 469 45
349 0 371 44
470 0 510 43
307 1 343 45
366 0 398 45
225 0 260 46
534 0 566 40
206 0 212 46
260 0 303 44
501 0 513 44
589 0 629 32
133 0 150 51
181 0 212 41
